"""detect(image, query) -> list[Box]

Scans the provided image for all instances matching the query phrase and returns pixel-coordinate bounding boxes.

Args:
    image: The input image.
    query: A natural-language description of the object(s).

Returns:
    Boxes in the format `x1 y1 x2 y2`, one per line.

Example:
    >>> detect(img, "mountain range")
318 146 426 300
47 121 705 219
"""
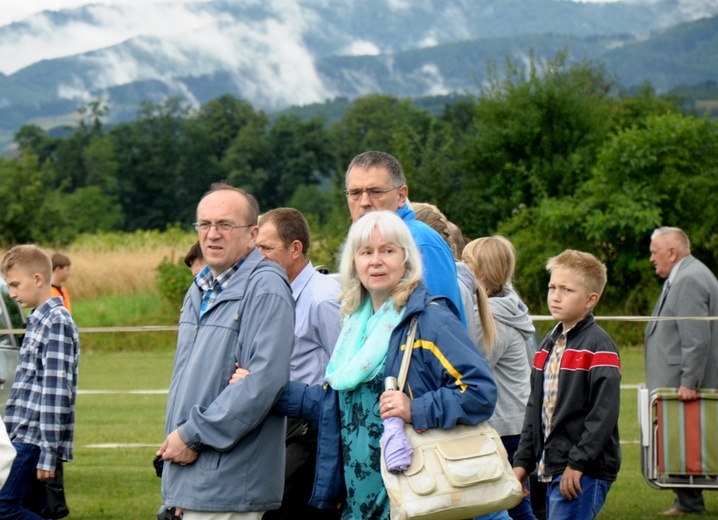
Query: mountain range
1 0 717 149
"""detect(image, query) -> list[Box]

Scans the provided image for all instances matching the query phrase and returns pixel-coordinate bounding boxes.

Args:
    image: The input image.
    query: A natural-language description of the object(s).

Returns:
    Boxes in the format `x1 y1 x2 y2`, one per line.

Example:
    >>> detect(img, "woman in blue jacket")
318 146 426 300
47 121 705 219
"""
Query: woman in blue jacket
283 211 498 519
235 211 497 518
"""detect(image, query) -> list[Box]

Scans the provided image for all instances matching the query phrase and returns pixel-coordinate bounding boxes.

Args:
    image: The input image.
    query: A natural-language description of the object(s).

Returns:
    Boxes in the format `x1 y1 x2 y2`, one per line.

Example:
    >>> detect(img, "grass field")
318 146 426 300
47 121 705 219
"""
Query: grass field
62 343 718 519
67 349 173 519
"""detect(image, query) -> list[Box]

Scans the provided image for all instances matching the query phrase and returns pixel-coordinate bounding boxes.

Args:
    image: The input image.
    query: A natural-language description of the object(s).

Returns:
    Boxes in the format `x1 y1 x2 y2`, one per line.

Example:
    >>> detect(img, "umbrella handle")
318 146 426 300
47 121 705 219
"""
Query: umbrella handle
385 377 399 391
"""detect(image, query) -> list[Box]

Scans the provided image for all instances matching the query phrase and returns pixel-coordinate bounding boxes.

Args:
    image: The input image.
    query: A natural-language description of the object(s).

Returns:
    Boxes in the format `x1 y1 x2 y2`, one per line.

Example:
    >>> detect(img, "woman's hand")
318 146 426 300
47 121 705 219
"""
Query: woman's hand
229 362 250 385
380 389 412 422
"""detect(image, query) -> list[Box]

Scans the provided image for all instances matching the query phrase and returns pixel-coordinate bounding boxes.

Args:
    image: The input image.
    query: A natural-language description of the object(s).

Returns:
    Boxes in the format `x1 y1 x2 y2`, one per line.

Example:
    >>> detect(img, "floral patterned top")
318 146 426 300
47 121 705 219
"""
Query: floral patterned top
338 370 389 519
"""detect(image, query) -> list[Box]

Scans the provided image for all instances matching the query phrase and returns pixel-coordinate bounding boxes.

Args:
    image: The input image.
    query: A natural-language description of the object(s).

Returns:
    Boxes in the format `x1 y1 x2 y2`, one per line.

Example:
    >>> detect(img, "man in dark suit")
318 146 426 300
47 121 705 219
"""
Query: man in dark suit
645 226 718 516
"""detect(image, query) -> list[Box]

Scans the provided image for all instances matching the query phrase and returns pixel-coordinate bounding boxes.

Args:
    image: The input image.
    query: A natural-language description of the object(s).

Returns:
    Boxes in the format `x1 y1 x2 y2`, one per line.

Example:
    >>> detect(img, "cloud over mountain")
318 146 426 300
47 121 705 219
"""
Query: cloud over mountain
0 0 716 140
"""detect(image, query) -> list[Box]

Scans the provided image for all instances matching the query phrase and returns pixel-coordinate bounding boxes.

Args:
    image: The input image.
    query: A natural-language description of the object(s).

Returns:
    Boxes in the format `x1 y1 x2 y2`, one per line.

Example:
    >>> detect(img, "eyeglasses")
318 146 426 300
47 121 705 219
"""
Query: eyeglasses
344 186 400 201
193 221 252 234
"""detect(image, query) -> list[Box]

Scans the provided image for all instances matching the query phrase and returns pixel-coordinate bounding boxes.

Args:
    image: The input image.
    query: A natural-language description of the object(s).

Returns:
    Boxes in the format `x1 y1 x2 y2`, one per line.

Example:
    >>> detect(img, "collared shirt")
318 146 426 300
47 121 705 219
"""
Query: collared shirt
537 326 570 481
4 297 80 471
290 262 341 385
195 259 244 318
651 256 686 320
666 256 686 287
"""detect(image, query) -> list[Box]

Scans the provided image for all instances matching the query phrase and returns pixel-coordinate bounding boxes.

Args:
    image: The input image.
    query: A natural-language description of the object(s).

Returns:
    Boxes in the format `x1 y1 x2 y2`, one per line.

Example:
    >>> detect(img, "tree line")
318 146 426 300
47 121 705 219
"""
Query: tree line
2 52 717 316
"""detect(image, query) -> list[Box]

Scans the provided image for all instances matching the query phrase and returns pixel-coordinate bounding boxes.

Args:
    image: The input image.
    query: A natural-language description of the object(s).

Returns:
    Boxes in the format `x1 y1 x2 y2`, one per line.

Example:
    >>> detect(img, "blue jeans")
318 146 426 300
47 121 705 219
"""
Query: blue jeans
501 435 537 520
545 474 610 520
0 442 45 520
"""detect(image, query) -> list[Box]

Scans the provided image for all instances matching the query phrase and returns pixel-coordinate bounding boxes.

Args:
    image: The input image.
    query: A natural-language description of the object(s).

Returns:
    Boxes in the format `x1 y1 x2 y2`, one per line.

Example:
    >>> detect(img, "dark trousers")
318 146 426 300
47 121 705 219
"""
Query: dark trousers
502 435 538 520
0 442 45 520
263 418 340 520
673 488 706 514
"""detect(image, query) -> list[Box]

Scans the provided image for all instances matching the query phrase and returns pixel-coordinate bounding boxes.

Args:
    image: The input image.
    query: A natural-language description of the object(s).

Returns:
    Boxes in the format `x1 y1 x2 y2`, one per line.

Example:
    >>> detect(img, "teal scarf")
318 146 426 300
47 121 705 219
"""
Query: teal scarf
325 297 405 391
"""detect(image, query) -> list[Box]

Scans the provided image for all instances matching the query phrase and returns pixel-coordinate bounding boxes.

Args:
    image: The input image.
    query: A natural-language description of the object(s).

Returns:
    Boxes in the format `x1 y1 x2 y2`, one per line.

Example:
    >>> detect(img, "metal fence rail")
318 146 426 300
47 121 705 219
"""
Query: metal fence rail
1 315 716 335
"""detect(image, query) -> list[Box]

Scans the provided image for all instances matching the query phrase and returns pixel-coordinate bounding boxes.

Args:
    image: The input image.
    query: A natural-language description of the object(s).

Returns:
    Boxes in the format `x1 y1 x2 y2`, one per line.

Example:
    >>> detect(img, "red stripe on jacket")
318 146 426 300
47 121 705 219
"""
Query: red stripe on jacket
533 349 620 371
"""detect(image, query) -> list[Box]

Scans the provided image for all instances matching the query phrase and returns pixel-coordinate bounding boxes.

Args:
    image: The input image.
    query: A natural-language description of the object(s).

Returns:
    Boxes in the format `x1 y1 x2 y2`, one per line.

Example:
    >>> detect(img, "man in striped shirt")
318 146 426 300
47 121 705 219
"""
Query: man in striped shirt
0 245 80 519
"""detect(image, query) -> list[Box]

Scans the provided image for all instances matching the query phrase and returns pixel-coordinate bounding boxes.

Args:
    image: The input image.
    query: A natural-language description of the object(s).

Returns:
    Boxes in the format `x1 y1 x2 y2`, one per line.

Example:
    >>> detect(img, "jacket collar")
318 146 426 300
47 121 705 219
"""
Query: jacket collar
192 248 284 302
548 312 595 343
401 281 459 324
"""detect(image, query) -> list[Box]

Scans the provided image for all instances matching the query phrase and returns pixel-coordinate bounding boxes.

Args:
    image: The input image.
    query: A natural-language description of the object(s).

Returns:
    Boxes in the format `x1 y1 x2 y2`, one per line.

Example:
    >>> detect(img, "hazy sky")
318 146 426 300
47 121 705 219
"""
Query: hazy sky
0 0 172 26
0 0 623 26
0 0 218 75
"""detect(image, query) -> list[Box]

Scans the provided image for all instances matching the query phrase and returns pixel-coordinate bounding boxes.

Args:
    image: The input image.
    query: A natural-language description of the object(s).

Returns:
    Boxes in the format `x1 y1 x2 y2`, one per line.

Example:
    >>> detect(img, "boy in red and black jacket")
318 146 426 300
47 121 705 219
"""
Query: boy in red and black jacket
513 249 621 520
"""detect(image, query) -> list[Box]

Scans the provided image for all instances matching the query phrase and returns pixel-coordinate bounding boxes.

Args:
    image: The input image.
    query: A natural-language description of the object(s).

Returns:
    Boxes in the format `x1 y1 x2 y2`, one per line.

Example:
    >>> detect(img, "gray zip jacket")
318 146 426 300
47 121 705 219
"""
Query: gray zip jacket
479 286 536 436
162 248 295 512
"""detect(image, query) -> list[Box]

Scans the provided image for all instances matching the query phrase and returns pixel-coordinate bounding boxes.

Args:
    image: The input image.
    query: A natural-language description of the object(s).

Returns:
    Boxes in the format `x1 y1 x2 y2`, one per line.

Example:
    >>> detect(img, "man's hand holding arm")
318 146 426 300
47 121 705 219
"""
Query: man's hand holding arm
157 429 199 465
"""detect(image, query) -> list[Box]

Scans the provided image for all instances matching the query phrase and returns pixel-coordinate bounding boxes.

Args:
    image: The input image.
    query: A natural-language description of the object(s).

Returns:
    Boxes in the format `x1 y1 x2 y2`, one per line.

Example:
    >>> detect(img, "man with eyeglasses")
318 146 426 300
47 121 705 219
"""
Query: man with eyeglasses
345 150 466 326
157 182 295 520
253 207 341 520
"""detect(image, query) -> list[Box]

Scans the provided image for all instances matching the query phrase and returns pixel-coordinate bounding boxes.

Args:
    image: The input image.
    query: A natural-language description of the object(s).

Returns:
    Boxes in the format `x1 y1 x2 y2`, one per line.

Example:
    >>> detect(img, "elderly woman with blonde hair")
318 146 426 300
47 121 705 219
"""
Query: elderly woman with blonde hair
269 210 497 519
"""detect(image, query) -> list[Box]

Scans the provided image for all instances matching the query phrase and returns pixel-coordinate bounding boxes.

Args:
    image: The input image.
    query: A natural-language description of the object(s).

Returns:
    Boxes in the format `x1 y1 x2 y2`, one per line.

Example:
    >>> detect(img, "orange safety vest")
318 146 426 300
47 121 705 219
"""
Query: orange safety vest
51 285 72 313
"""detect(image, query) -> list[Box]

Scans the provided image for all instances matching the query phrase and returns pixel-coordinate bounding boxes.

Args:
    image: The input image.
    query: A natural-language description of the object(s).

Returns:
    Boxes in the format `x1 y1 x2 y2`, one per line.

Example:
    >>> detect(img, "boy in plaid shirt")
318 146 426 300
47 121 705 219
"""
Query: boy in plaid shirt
0 245 80 519
512 250 621 520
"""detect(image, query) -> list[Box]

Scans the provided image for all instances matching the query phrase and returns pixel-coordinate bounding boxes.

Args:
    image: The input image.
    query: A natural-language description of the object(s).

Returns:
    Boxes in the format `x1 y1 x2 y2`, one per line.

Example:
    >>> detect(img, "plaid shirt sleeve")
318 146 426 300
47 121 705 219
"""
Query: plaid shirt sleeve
37 309 79 470
4 300 80 472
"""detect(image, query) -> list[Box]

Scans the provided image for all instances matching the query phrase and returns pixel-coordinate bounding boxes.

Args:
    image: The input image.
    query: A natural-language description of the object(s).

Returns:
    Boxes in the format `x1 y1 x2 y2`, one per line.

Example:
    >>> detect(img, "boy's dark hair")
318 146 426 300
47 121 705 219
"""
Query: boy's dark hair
2 245 52 280
258 208 311 255
183 242 203 269
51 253 71 270
546 249 607 298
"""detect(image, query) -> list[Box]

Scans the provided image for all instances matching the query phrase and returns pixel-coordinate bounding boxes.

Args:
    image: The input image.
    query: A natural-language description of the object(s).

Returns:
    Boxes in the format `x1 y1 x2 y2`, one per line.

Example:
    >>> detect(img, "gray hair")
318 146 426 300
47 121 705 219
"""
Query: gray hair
651 227 691 252
345 151 406 188
338 211 422 314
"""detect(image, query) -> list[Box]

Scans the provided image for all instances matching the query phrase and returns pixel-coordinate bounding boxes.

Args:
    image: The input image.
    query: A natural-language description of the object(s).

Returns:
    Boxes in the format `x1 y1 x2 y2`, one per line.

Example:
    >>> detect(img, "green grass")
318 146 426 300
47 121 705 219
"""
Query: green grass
62 344 718 519
72 292 180 353
66 351 173 519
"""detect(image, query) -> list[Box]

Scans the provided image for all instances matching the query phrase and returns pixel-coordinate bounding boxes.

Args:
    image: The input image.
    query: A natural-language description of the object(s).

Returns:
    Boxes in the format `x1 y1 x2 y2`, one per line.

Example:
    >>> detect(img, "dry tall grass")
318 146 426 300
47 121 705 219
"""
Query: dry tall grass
2 229 197 301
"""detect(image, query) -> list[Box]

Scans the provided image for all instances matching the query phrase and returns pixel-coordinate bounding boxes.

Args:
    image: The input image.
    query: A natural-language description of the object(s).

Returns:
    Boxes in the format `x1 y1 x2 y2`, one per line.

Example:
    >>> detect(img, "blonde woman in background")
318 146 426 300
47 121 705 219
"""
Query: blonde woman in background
411 202 496 353
463 236 538 520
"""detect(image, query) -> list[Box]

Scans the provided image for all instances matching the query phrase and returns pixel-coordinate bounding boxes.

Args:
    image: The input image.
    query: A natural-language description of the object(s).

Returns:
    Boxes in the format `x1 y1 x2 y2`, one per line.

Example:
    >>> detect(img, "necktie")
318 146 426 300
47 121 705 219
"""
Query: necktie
656 280 671 314
647 280 670 335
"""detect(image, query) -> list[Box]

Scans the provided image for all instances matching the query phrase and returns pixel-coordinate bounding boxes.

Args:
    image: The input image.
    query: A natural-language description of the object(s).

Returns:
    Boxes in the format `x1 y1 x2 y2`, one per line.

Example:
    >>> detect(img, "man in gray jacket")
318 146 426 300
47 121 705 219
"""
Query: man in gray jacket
157 183 295 519
645 226 718 516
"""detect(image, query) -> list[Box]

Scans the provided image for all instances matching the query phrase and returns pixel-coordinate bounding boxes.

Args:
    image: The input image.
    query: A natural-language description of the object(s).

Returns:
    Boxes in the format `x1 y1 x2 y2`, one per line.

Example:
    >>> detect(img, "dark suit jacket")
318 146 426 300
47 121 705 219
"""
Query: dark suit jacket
645 255 718 391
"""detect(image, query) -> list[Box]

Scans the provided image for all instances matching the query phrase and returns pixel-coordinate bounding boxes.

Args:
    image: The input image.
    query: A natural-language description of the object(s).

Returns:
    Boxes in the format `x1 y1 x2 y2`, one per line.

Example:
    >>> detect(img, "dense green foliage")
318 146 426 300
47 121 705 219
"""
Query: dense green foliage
156 258 194 309
3 52 717 315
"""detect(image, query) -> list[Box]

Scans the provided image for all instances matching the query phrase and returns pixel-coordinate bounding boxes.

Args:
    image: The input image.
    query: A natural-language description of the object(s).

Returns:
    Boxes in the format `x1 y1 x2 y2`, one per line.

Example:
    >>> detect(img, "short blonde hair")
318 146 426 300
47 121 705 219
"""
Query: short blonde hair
546 249 607 297
1 244 52 280
338 211 422 314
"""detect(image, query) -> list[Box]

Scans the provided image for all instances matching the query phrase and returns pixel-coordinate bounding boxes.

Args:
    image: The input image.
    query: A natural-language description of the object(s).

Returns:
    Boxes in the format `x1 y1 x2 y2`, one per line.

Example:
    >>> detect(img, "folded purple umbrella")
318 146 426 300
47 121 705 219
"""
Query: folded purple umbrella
382 416 414 473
